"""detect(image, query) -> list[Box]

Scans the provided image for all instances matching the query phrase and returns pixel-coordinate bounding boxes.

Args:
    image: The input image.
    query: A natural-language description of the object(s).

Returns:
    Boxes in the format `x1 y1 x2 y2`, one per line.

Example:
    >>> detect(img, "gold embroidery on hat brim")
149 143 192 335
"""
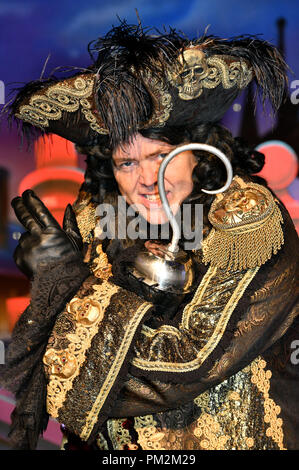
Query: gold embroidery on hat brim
16 74 109 135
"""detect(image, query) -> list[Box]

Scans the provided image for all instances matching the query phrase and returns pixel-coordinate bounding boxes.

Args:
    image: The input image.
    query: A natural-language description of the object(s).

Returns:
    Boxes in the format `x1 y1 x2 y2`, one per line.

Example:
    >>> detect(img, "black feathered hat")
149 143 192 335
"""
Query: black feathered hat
8 21 288 150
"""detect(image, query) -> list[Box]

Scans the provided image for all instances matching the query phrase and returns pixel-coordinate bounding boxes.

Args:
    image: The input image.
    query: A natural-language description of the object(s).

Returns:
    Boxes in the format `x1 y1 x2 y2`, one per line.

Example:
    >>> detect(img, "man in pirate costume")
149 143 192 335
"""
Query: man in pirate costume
1 21 298 451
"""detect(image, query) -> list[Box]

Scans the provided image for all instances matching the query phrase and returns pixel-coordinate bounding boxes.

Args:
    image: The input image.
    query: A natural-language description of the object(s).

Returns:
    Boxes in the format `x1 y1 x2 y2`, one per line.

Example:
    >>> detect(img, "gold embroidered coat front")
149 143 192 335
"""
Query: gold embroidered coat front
43 178 299 450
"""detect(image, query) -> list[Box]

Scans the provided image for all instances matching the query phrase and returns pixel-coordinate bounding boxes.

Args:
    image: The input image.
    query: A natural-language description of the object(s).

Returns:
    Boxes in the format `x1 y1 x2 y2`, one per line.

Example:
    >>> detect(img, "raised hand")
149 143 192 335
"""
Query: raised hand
11 190 83 279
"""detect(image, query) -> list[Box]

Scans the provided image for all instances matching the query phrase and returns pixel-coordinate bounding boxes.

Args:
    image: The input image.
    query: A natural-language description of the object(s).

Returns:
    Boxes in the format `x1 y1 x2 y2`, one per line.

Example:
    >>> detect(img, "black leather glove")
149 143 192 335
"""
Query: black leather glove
11 189 83 279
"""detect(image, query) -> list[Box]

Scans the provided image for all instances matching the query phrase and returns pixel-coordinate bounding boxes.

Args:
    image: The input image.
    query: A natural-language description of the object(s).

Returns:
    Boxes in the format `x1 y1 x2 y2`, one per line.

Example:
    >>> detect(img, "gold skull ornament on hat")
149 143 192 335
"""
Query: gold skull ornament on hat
168 47 253 101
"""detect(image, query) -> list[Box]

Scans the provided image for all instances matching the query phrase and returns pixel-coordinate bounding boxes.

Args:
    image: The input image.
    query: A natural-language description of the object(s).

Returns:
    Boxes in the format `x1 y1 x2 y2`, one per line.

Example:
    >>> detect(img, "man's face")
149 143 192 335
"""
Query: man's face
112 133 197 225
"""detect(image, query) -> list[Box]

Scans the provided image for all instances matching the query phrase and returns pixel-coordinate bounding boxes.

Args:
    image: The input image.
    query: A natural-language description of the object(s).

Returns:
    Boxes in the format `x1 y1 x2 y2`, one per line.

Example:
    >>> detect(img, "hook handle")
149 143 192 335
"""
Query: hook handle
158 143 233 253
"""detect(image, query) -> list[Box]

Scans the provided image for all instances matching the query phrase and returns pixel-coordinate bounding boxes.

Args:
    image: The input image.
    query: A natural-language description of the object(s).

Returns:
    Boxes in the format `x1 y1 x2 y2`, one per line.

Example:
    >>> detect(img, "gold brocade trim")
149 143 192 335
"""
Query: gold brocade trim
140 324 183 340
205 56 252 90
168 49 252 101
129 357 286 450
134 416 166 450
140 70 173 128
96 433 109 450
15 74 109 135
251 358 286 450
132 266 259 372
202 177 284 271
43 279 119 419
138 266 217 341
75 201 97 244
91 243 113 280
79 301 153 441
181 265 217 330
140 324 156 338
107 419 138 450
193 413 230 449
191 359 275 450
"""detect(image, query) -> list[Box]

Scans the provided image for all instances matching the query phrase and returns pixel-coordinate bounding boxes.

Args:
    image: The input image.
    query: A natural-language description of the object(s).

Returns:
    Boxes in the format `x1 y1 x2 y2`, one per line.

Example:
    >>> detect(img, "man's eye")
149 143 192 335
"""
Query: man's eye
158 153 168 159
120 161 133 167
116 161 137 171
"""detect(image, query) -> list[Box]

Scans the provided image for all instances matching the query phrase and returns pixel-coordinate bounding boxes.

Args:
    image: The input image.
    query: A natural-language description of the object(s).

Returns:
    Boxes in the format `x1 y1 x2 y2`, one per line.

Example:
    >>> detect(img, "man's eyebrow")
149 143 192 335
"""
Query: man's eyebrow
113 147 172 163
113 156 137 163
146 149 171 157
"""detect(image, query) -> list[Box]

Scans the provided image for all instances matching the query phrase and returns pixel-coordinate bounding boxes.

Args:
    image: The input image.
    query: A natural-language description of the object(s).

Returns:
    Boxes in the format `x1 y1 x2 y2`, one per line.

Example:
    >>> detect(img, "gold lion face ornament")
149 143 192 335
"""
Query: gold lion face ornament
213 188 267 225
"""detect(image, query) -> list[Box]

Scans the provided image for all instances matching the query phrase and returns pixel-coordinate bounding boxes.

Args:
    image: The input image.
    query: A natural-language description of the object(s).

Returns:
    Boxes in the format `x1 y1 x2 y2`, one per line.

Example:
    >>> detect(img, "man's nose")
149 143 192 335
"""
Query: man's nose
138 160 159 187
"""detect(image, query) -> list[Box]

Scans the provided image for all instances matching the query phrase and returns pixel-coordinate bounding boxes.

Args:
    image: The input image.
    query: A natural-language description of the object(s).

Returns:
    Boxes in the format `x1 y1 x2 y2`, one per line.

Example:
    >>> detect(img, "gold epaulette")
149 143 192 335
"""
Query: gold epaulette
202 176 284 271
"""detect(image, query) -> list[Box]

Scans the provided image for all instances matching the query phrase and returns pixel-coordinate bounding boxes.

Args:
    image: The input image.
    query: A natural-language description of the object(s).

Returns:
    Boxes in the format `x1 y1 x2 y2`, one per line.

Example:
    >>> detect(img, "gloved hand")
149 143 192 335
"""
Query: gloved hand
11 190 83 279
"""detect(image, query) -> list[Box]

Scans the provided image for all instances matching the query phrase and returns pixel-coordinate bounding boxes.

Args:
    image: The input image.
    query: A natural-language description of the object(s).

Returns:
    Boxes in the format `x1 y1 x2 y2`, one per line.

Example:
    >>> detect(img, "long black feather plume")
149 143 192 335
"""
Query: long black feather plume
2 19 289 151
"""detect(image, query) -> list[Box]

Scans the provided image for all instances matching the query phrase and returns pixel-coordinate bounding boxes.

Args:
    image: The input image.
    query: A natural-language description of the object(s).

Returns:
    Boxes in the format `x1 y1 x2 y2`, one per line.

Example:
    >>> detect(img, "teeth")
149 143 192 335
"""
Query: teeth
143 192 169 202
144 194 160 201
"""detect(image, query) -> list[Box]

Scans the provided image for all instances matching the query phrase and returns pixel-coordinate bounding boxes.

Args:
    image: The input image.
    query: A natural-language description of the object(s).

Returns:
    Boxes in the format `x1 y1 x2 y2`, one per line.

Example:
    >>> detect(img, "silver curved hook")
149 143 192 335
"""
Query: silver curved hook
157 143 233 253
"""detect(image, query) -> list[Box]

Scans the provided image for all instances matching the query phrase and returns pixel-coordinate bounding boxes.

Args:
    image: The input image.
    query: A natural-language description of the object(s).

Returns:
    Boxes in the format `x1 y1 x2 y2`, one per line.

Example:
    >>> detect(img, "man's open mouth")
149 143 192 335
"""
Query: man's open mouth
141 191 170 202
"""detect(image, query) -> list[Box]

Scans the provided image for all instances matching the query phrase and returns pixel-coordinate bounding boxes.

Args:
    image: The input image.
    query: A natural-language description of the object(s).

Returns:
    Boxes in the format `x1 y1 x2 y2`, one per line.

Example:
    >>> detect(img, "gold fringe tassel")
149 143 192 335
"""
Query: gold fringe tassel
202 186 284 271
